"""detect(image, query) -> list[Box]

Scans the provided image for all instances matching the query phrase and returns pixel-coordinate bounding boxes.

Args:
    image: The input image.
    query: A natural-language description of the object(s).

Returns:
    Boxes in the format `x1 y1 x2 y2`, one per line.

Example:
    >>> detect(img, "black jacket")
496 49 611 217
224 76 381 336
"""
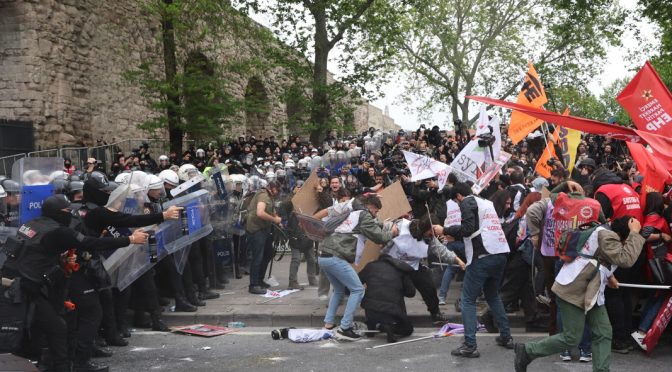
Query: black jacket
443 195 487 258
358 254 416 318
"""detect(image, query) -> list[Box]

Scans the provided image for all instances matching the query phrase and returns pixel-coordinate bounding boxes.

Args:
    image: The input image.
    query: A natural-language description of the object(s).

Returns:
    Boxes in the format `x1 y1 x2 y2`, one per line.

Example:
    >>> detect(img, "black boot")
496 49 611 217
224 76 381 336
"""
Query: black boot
175 295 197 312
198 290 220 301
133 311 151 328
73 360 109 372
186 291 206 307
151 309 171 332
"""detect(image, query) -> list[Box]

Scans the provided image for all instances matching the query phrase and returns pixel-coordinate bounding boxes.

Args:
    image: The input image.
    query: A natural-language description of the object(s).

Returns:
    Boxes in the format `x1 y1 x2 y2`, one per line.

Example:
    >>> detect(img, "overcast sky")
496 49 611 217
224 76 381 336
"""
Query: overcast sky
251 0 660 131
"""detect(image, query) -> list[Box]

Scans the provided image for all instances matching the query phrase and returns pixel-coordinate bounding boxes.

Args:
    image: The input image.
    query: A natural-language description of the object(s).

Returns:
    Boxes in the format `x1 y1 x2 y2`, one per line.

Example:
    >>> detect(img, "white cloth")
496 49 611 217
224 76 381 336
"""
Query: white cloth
385 219 428 270
462 196 510 265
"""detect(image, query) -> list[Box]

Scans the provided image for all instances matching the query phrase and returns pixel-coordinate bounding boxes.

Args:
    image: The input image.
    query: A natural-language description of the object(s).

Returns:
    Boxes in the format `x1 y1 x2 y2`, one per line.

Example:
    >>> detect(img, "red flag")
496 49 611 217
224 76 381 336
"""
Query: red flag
468 96 638 138
626 142 672 208
617 61 672 137
643 294 672 354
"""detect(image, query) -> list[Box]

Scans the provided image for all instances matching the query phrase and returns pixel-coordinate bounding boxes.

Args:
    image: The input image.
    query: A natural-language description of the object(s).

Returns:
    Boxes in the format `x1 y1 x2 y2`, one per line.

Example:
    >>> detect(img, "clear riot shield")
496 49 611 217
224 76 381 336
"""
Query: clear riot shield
12 157 63 225
109 188 212 291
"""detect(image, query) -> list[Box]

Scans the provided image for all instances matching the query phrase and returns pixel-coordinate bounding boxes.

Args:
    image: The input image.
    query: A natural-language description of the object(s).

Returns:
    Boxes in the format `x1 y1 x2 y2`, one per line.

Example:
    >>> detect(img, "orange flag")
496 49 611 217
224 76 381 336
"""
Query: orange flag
508 62 548 144
535 141 557 178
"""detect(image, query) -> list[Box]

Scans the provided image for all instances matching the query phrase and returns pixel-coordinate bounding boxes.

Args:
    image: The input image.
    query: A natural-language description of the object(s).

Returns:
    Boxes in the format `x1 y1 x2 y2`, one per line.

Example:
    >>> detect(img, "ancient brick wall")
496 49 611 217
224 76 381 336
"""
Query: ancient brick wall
0 0 395 151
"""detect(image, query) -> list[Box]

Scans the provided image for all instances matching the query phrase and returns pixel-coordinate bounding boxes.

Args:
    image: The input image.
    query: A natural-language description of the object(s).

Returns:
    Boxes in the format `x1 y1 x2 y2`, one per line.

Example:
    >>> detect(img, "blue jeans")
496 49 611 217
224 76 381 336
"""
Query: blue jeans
555 260 591 352
639 294 666 332
247 228 270 287
318 256 365 329
461 253 511 347
439 241 465 299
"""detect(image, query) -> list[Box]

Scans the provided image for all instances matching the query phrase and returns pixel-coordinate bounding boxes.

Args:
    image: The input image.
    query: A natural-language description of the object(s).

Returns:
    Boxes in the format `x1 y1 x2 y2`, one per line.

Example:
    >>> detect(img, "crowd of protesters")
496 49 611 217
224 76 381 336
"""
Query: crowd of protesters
0 119 666 371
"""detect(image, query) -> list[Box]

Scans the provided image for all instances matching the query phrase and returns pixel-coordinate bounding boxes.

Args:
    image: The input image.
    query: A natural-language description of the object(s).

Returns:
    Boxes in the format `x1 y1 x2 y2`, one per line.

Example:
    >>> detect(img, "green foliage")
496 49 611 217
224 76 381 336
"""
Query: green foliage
125 0 273 144
380 0 626 126
640 0 672 89
235 0 404 140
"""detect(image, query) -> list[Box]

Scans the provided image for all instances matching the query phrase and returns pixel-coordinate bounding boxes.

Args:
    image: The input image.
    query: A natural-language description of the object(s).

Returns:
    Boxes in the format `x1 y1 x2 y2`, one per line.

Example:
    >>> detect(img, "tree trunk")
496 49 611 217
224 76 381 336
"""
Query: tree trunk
162 0 182 154
310 5 330 146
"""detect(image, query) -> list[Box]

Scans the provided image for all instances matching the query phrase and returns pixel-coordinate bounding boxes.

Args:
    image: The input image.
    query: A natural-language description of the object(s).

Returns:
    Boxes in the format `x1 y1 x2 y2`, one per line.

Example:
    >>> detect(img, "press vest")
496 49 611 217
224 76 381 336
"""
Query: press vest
386 219 428 270
596 183 643 222
334 210 367 264
463 196 509 265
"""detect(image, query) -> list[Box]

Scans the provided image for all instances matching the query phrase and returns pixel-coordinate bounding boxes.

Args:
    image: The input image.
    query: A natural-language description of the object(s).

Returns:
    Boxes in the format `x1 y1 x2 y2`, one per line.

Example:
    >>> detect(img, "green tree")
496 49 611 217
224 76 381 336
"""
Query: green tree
125 0 271 152
381 0 625 128
238 0 403 143
639 0 672 89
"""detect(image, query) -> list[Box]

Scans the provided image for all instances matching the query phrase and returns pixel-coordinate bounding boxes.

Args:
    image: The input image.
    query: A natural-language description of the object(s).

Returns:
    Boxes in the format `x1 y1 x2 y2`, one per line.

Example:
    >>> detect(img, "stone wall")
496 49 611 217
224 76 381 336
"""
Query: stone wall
0 0 396 150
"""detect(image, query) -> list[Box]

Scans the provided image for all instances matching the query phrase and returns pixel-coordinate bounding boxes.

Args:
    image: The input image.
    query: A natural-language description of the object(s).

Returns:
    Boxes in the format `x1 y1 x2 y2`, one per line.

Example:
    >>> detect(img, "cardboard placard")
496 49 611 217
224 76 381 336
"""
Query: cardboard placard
356 181 412 272
291 170 320 216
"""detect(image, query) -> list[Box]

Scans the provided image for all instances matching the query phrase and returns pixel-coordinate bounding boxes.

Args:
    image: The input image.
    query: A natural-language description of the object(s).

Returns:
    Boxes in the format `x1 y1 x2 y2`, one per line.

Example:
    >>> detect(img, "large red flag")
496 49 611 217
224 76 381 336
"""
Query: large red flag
626 142 672 208
617 61 672 137
467 96 672 163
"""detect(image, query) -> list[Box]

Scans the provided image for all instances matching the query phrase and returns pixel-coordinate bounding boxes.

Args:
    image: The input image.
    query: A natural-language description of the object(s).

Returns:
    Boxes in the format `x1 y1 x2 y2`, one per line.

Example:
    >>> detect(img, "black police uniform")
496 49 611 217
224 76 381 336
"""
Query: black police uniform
3 196 131 372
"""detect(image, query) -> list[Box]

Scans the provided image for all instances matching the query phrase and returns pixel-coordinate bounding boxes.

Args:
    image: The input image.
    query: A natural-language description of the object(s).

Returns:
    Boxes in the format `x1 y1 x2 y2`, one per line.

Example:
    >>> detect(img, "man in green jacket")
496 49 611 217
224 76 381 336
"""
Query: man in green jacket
319 194 399 341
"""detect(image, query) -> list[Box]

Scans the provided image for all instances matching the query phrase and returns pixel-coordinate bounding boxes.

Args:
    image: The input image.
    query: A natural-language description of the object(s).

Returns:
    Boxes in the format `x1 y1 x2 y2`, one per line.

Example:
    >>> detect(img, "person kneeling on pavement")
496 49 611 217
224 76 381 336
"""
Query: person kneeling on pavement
358 254 416 343
382 213 465 325
514 215 645 372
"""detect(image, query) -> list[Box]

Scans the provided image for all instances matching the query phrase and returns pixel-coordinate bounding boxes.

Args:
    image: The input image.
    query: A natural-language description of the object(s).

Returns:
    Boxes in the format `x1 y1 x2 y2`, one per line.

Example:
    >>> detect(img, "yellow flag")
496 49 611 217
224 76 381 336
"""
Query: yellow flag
553 108 582 172
508 61 548 144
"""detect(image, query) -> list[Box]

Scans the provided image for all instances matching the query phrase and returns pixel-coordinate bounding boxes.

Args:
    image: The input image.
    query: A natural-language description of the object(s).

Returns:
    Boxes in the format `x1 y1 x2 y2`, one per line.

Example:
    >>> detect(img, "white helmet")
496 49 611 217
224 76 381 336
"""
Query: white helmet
284 160 295 169
297 159 308 169
49 170 68 181
274 161 283 170
159 169 179 187
147 174 164 190
266 171 276 182
0 185 6 198
158 154 169 162
196 148 206 158
178 163 199 182
114 172 132 185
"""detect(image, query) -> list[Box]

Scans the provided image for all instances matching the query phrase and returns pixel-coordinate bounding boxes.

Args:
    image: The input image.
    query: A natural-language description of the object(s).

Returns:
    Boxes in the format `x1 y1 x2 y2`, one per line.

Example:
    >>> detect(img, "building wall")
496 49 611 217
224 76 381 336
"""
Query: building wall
0 0 396 150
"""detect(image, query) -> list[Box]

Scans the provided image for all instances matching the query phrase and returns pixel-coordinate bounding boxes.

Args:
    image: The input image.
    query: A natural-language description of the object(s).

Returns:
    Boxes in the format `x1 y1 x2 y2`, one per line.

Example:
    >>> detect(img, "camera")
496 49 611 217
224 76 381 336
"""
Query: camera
546 157 557 167
477 125 496 148
271 328 291 340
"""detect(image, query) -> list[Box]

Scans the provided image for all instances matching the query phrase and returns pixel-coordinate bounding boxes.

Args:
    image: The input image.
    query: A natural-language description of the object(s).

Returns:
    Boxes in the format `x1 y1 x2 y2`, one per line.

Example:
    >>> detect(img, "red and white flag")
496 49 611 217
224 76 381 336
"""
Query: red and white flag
402 151 452 189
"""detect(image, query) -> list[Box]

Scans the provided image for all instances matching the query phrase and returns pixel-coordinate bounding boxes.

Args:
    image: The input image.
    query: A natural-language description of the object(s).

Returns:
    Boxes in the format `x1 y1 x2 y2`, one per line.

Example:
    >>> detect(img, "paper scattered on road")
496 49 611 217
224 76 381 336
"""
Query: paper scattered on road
261 289 300 298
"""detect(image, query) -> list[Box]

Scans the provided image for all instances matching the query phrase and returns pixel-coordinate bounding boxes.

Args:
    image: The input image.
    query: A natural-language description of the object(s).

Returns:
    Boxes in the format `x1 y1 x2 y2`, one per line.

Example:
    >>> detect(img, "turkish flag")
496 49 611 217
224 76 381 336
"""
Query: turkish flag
617 61 672 137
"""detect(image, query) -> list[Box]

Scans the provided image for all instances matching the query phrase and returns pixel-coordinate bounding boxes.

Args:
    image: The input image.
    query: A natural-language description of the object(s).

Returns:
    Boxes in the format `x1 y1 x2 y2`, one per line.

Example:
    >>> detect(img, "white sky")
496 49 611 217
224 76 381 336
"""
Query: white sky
251 0 660 131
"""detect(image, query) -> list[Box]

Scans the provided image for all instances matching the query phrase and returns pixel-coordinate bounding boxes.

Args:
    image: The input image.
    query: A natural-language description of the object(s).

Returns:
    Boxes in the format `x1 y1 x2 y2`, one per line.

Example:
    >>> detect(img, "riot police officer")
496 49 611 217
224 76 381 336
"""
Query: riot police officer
1 195 147 372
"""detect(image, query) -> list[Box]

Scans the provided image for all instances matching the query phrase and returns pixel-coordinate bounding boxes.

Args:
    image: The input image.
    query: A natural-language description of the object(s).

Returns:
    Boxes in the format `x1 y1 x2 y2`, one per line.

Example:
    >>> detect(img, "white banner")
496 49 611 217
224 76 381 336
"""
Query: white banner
402 151 452 189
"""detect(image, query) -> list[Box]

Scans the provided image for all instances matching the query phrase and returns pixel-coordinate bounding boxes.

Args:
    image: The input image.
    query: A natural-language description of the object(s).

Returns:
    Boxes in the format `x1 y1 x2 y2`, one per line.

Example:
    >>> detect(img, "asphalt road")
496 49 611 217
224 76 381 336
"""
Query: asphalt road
100 328 672 372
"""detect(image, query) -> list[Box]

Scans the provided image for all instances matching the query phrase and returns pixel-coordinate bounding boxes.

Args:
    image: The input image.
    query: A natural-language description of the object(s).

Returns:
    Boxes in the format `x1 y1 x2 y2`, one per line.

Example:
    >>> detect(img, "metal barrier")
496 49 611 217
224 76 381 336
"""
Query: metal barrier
2 138 193 177
27 149 60 158
60 147 89 171
0 153 26 177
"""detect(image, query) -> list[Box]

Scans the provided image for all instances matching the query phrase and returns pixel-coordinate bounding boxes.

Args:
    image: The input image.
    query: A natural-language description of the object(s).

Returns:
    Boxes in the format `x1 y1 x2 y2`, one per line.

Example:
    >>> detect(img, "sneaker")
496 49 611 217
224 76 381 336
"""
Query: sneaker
579 349 592 362
318 295 329 301
496 335 514 349
431 311 450 325
631 331 647 351
334 326 361 341
612 340 630 354
514 343 531 372
438 297 446 306
560 350 571 361
451 343 480 358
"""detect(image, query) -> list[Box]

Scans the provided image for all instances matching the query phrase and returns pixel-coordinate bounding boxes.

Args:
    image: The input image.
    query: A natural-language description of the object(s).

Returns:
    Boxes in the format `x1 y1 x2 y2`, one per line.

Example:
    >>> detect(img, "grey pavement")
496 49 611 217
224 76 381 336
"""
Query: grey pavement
162 258 509 328
105 328 672 372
